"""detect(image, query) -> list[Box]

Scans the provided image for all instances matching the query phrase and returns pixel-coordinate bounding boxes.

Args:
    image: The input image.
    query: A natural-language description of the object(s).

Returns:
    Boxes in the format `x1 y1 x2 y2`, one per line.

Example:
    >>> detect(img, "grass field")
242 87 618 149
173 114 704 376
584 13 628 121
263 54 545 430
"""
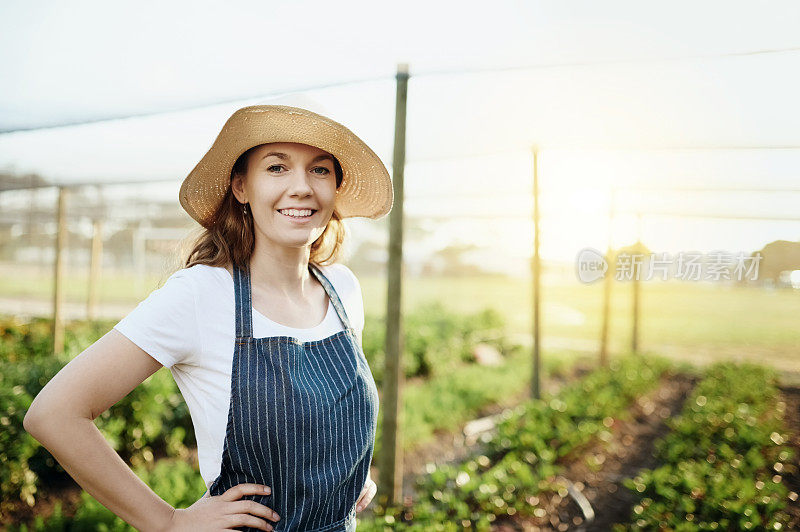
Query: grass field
359 274 800 349
360 273 800 373
2 264 798 371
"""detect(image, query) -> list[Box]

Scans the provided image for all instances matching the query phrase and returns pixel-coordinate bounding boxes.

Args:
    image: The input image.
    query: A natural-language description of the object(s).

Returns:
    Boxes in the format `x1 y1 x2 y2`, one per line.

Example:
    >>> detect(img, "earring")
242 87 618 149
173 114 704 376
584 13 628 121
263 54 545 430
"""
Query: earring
241 203 248 243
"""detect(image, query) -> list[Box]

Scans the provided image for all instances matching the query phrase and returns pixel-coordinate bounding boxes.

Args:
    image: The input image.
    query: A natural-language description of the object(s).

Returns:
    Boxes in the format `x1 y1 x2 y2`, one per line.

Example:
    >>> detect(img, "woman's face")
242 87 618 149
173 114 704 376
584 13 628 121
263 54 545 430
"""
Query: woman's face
231 142 337 250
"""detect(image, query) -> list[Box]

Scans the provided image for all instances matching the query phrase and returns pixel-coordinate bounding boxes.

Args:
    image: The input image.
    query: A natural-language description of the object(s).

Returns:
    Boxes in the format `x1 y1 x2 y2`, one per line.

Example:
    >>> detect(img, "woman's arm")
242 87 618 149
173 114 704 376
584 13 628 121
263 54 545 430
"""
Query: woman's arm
23 328 175 532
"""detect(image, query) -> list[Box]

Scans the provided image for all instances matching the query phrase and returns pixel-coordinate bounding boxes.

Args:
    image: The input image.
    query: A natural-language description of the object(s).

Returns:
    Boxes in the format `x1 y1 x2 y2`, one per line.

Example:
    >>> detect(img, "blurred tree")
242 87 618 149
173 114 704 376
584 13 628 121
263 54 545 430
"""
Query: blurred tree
755 239 800 285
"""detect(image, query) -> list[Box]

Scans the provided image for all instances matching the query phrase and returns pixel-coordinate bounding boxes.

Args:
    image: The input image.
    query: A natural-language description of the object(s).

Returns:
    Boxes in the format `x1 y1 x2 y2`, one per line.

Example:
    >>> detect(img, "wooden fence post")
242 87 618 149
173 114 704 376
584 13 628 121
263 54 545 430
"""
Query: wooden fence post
378 62 409 508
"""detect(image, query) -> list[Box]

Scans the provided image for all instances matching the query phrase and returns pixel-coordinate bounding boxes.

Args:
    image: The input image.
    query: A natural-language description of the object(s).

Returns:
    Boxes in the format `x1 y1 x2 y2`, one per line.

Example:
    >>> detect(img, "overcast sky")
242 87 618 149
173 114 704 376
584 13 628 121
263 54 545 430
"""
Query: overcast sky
1 0 799 271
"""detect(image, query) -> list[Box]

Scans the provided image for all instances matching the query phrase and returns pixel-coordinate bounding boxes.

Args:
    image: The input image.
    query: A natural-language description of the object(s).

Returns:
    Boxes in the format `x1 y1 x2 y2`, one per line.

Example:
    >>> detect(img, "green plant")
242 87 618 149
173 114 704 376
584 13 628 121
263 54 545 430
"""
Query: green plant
614 362 794 531
358 355 672 529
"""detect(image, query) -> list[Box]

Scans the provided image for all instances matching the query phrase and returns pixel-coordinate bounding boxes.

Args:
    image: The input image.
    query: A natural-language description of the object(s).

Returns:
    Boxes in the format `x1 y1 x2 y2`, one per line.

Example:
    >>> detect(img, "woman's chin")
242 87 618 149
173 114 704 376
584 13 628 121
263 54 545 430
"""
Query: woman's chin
270 234 323 249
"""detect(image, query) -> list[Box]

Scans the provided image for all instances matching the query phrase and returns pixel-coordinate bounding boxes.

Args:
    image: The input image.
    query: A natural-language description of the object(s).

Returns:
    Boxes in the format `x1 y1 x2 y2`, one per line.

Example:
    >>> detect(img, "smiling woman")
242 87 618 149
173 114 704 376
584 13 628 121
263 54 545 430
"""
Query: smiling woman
24 104 391 532
167 105 393 530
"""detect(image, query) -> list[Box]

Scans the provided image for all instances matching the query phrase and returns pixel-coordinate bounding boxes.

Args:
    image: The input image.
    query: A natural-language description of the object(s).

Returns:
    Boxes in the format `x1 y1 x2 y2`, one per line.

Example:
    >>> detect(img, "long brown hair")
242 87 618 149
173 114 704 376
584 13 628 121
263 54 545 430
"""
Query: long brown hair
181 144 347 272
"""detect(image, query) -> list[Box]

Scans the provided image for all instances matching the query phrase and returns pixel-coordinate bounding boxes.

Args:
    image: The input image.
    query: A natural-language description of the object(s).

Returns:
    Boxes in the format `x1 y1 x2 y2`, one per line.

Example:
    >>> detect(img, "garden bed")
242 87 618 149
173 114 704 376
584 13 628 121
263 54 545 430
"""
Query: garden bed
494 369 697 531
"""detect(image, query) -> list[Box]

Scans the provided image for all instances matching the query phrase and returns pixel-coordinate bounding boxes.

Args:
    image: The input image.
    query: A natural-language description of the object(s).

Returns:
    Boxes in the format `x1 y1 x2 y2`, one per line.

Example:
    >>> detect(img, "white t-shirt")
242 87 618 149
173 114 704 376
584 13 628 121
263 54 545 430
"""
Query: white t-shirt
112 262 365 490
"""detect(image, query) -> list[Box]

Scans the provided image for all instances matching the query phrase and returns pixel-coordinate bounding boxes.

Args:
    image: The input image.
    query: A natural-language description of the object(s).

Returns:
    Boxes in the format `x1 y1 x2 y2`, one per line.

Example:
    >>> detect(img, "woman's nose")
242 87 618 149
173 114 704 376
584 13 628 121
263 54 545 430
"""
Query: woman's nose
287 170 314 194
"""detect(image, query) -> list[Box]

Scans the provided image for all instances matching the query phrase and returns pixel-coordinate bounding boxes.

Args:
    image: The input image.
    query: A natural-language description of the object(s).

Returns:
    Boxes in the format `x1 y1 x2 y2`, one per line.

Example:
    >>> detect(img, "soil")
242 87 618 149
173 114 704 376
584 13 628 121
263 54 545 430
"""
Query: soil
489 370 697 532
490 377 800 532
779 384 800 530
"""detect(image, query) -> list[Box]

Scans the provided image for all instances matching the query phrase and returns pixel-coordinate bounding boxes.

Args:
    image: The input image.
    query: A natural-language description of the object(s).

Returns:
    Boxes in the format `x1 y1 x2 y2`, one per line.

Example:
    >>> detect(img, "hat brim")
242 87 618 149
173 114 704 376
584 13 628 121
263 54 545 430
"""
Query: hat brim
179 105 393 228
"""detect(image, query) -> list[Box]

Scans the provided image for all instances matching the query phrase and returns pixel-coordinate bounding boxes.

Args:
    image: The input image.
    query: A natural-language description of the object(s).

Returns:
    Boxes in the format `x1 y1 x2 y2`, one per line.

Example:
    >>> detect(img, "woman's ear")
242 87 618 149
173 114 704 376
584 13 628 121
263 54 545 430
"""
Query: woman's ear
231 173 247 204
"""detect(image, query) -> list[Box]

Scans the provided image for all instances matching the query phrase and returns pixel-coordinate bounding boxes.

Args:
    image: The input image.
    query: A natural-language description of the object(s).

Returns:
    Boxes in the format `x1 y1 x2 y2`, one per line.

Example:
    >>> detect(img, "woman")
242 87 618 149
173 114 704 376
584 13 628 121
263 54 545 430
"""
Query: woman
23 105 393 531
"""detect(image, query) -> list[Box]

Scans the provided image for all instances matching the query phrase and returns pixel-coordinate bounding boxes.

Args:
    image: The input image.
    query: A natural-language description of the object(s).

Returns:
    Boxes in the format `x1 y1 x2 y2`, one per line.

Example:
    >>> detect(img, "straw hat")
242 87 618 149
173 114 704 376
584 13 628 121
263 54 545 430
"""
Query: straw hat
179 104 393 229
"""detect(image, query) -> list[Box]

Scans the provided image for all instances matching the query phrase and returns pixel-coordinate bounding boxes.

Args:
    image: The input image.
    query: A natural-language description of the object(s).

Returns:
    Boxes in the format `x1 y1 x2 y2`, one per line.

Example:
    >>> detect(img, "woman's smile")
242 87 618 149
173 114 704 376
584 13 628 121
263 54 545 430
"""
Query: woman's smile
276 208 318 224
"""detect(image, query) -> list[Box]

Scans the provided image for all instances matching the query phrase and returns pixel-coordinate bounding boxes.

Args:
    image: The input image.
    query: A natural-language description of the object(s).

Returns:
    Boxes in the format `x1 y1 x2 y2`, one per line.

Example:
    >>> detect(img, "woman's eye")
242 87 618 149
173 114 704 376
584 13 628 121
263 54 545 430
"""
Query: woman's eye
267 165 329 175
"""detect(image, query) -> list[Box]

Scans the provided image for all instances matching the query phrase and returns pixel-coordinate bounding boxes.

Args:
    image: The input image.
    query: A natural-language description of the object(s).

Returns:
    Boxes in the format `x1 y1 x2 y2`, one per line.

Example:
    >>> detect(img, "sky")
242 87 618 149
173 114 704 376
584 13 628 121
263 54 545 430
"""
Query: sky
1 0 800 274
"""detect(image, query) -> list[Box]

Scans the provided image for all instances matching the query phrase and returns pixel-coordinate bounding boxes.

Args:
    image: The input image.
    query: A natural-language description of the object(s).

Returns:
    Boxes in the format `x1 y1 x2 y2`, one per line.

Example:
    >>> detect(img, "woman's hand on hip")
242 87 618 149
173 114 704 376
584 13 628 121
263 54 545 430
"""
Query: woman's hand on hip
164 483 280 531
355 475 377 513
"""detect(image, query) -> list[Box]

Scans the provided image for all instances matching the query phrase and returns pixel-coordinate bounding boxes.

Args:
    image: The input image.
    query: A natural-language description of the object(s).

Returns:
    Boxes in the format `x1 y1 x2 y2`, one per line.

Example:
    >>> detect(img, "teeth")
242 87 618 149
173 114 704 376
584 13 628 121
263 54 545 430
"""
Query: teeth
279 209 314 217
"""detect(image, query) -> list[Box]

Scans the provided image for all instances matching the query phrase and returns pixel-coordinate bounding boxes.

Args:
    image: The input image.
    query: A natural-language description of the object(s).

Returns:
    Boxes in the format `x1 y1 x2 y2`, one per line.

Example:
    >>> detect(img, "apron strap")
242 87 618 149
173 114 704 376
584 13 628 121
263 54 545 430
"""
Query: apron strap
234 260 354 338
232 261 253 339
309 262 353 331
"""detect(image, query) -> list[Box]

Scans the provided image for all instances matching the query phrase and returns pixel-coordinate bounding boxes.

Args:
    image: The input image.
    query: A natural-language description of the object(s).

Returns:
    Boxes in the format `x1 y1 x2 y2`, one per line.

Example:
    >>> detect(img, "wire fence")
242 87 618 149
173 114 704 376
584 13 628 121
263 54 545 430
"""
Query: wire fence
1 44 799 374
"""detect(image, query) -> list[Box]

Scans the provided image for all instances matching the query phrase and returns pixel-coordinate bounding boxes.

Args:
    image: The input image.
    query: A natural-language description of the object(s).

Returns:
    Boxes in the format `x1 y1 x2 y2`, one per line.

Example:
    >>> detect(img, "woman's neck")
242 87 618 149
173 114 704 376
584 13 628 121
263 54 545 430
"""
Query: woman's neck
247 244 316 301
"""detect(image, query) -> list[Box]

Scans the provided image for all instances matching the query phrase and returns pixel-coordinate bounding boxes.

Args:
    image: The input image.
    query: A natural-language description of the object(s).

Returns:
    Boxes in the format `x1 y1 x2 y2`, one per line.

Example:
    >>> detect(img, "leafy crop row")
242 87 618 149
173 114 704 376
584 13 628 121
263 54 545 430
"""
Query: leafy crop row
615 361 795 531
358 354 673 531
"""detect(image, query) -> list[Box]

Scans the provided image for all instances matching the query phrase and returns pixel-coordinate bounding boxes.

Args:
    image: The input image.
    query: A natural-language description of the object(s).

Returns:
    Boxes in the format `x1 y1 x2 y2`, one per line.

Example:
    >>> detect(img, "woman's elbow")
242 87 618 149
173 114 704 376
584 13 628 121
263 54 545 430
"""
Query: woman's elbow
23 394 74 438
23 405 45 437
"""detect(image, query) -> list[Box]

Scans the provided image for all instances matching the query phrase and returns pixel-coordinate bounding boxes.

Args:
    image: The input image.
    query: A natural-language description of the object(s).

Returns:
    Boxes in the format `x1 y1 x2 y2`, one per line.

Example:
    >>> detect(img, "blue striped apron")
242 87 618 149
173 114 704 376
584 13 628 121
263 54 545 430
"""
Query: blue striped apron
206 261 379 531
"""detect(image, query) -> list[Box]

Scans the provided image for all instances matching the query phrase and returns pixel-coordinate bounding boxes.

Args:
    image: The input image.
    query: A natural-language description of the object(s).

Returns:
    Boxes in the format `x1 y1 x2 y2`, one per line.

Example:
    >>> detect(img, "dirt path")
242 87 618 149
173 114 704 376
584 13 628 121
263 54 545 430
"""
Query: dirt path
492 370 696 531
779 385 800 530
490 376 800 531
